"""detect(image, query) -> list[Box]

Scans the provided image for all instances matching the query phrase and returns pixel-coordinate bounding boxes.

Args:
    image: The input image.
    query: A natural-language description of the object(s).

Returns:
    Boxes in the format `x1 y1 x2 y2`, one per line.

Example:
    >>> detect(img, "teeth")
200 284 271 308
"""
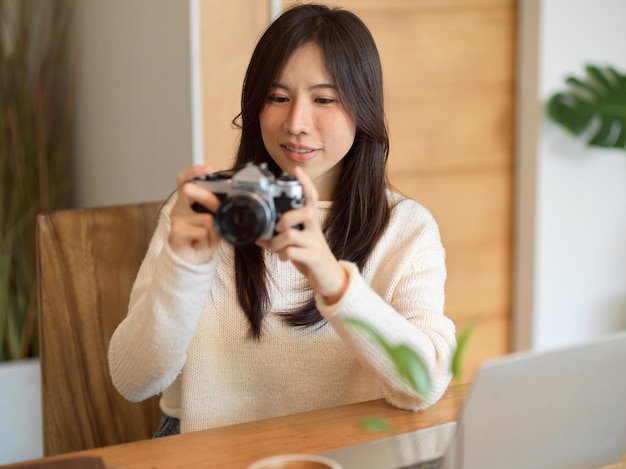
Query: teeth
286 146 313 153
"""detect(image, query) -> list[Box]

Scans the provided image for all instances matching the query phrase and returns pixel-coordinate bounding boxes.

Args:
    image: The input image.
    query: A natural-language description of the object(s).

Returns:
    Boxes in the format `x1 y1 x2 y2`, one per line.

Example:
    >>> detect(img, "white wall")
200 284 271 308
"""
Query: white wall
0 360 41 464
516 0 626 351
72 0 196 208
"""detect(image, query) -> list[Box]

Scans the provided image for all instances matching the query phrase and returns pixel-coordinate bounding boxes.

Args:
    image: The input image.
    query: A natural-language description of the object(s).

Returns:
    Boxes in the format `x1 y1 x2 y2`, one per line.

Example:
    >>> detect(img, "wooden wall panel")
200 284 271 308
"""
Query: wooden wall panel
201 0 517 382
199 0 271 170
398 171 511 247
337 0 515 9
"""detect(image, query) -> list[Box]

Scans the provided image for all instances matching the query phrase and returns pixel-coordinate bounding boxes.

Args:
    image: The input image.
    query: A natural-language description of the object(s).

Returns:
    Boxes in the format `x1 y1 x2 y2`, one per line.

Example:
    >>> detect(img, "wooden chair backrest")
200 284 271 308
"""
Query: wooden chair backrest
36 201 164 456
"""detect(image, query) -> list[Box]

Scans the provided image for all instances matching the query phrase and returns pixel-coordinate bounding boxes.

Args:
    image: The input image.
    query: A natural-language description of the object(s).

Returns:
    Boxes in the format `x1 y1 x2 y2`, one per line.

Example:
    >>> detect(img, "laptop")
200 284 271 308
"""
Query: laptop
322 331 626 469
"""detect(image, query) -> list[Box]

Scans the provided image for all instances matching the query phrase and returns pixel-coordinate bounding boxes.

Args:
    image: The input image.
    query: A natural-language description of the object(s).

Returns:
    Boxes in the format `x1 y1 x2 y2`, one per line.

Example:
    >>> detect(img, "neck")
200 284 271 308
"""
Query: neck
314 162 342 201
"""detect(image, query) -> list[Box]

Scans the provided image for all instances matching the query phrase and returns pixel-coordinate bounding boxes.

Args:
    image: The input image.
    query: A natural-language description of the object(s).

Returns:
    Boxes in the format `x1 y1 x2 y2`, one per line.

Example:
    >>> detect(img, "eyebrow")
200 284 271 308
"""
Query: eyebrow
270 82 338 92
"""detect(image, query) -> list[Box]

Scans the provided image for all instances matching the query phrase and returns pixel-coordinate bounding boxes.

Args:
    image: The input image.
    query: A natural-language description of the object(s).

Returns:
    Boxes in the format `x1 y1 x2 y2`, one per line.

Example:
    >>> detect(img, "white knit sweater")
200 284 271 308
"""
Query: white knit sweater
108 191 456 433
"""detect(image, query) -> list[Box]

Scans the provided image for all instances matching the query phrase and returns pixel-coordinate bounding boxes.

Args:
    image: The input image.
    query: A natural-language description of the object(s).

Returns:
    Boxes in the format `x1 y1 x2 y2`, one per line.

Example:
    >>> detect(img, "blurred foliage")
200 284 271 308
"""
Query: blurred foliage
344 317 476 403
450 318 477 385
0 0 74 361
547 64 626 151
344 316 476 435
343 317 431 399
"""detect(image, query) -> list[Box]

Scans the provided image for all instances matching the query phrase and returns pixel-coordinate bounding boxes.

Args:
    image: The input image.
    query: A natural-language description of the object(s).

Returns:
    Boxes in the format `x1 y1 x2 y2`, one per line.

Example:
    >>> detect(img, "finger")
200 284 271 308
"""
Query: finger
275 204 314 233
255 239 272 250
176 165 213 189
266 227 306 252
181 180 222 214
293 167 318 206
169 216 220 263
173 165 221 215
170 212 218 242
274 167 317 233
171 217 214 244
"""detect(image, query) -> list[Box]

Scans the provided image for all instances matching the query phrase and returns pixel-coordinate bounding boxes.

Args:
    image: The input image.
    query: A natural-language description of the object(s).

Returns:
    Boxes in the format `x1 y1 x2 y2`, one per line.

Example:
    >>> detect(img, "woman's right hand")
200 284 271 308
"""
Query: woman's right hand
169 165 222 264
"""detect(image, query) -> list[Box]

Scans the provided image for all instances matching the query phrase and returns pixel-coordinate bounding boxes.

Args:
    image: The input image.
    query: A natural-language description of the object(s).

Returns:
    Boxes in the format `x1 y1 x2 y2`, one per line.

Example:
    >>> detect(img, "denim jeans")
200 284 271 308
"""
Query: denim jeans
153 415 181 438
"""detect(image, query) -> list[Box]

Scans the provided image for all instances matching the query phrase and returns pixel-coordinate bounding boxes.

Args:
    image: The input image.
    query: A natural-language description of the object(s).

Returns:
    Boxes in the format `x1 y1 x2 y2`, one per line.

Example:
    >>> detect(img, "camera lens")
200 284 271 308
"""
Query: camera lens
216 195 271 245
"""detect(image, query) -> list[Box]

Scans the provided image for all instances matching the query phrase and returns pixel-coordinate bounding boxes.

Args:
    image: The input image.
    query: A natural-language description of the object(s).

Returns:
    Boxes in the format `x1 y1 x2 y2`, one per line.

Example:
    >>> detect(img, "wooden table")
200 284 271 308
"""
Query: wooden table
6 386 466 469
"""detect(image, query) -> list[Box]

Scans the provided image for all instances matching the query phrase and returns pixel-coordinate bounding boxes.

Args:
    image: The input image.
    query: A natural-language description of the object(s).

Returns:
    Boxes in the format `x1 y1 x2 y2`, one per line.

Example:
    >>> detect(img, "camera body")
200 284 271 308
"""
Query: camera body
190 162 305 246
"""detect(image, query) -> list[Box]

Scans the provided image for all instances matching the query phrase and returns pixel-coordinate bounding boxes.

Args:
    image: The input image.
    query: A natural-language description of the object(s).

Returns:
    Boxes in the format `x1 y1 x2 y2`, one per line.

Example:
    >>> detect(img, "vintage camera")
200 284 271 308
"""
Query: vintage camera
190 162 305 246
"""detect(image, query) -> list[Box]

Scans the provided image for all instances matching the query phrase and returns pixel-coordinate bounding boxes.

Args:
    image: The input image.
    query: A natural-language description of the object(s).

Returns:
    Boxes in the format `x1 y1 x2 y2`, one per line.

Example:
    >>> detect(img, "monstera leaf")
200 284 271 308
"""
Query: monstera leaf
547 64 626 150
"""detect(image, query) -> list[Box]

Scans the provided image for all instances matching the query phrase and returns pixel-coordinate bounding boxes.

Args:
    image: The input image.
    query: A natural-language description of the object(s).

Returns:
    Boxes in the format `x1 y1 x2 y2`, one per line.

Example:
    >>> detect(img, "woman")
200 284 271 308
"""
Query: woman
108 3 456 436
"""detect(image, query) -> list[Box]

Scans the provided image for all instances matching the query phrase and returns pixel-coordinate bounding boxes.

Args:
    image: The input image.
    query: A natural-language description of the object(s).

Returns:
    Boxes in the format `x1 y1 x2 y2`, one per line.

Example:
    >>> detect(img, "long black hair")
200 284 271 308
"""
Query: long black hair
231 4 391 338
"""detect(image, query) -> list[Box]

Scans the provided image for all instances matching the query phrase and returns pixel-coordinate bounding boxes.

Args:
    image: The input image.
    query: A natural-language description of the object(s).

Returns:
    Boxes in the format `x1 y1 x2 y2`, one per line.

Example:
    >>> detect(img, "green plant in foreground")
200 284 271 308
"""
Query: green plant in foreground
450 318 477 385
344 317 432 398
547 64 626 151
344 317 477 433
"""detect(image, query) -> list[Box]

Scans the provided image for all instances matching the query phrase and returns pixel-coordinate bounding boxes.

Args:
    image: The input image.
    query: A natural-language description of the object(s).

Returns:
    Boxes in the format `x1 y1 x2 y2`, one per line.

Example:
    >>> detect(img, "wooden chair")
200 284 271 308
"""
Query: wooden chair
36 201 164 456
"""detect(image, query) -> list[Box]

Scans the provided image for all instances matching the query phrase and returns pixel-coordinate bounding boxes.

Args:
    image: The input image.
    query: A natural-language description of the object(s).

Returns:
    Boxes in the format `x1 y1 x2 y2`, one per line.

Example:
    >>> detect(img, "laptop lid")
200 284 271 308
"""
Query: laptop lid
323 331 626 469
440 331 626 469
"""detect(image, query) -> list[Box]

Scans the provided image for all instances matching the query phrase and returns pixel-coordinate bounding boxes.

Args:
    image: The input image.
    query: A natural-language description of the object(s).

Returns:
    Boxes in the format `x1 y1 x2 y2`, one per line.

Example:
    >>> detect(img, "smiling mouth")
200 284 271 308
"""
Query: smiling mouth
284 145 315 154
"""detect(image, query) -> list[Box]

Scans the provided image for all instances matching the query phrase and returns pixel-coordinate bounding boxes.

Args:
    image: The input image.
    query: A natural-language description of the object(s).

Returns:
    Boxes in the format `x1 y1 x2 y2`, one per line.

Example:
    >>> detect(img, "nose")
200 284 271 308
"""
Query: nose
282 98 311 135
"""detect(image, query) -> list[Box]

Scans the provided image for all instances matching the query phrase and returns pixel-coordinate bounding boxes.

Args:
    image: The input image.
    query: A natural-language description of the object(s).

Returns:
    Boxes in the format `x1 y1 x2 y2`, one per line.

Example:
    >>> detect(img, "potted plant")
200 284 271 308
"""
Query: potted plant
0 0 74 463
0 0 74 362
546 64 626 150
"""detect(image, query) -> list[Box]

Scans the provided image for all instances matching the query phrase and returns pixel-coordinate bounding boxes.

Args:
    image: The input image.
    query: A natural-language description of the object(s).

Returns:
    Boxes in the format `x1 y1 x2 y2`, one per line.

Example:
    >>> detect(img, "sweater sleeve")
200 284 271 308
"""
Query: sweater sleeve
108 197 216 402
317 202 455 411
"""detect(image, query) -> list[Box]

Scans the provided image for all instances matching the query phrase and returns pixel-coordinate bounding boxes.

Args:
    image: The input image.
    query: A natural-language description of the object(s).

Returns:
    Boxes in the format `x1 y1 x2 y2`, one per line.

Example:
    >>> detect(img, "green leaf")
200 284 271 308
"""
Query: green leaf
359 416 394 433
343 317 430 397
388 344 431 398
451 318 478 382
546 64 626 151
342 317 393 355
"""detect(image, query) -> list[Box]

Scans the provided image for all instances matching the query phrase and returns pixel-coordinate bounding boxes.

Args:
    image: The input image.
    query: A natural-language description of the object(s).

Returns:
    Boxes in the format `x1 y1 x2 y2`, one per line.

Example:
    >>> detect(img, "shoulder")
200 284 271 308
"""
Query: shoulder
365 190 445 265
385 190 441 243
362 191 445 294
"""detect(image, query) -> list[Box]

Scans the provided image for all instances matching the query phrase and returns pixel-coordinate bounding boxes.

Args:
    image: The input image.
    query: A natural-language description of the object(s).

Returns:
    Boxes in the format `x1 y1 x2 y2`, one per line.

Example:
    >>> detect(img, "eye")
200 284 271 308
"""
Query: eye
267 95 289 104
315 97 337 105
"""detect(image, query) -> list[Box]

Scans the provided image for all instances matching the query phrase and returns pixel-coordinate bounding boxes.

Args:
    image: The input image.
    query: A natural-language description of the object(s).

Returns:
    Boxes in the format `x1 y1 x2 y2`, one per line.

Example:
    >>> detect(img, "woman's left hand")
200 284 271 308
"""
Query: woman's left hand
256 167 348 304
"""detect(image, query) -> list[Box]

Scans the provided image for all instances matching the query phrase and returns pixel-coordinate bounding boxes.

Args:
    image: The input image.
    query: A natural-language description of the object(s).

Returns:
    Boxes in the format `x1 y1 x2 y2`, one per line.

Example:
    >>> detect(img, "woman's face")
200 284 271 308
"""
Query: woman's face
259 42 357 200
